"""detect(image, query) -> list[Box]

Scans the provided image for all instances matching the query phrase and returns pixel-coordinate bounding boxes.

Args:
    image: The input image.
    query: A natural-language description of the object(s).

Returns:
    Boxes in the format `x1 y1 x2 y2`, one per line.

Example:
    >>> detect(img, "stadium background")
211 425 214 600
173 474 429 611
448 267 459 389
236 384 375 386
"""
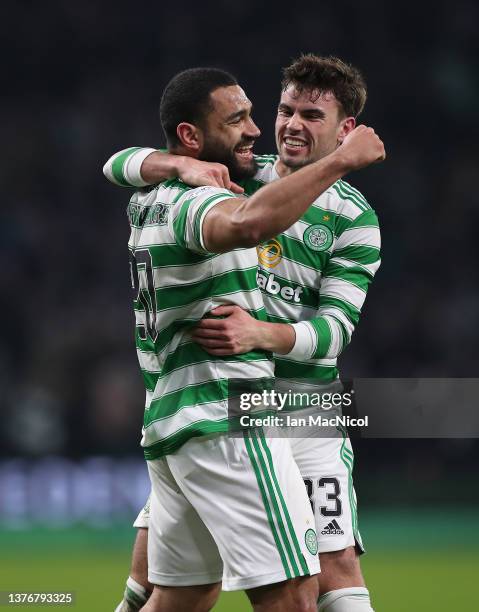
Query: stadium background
1 1 478 609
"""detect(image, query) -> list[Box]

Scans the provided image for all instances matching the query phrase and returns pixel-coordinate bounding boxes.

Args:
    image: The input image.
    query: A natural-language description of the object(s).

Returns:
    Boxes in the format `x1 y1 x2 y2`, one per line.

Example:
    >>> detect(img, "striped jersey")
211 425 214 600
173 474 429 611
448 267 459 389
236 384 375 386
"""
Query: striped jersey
127 179 273 458
243 154 381 384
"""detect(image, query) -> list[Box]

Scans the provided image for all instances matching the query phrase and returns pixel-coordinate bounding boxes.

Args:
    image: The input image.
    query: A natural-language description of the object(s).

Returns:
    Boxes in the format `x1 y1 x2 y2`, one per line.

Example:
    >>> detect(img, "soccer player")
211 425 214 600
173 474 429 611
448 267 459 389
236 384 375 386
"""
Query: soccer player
104 65 385 612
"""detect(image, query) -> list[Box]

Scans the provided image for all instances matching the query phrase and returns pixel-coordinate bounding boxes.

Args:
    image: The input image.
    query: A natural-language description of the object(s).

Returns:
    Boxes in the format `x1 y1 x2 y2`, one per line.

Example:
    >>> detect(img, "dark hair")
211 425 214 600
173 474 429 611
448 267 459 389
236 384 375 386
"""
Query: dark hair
159 67 238 146
281 54 367 118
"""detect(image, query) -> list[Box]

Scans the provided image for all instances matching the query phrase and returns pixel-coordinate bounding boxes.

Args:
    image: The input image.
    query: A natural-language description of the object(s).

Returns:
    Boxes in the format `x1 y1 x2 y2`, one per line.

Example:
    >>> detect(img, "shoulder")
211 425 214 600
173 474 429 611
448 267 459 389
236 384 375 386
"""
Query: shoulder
330 179 373 213
315 180 378 223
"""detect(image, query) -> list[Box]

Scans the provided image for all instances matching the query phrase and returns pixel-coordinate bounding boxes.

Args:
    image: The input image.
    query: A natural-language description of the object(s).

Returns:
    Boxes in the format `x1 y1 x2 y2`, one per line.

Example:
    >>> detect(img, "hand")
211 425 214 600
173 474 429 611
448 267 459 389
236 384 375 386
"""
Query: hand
191 305 260 355
176 157 244 194
337 125 386 171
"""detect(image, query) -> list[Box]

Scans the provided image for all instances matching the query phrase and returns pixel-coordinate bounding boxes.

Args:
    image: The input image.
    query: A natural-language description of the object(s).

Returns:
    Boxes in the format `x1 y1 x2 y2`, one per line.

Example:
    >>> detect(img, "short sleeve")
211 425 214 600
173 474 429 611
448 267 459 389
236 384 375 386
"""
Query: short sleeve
167 186 235 253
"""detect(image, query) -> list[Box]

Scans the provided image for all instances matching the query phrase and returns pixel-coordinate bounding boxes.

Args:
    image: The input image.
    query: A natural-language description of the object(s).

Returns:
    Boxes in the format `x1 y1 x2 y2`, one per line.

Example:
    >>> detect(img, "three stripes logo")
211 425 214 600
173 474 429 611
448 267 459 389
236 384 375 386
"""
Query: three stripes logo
321 519 344 535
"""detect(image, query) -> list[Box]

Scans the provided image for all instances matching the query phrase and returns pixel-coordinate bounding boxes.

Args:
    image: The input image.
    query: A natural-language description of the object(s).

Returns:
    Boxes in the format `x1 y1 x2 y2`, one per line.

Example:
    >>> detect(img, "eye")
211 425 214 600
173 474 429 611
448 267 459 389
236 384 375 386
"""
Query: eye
278 108 292 116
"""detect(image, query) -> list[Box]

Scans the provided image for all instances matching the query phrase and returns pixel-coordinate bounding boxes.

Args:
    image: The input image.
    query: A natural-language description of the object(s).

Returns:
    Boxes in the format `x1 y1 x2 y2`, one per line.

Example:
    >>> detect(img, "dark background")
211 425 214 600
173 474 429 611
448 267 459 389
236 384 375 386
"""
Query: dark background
1 0 478 514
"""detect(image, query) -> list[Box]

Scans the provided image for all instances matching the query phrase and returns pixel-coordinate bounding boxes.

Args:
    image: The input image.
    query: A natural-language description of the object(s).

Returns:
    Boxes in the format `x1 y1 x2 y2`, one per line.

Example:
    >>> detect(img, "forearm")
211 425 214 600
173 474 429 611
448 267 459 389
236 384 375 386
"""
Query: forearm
236 151 346 244
141 150 187 183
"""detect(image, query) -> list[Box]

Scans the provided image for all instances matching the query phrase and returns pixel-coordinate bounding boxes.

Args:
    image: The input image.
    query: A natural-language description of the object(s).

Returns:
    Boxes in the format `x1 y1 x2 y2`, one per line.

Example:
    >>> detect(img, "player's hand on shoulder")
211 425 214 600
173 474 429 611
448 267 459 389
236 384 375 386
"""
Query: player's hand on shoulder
177 157 244 193
337 124 386 171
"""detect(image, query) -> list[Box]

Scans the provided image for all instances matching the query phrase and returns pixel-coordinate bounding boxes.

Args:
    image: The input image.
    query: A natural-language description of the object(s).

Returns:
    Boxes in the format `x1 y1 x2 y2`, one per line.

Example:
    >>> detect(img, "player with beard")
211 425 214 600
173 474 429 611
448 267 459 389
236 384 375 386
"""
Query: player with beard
107 62 383 610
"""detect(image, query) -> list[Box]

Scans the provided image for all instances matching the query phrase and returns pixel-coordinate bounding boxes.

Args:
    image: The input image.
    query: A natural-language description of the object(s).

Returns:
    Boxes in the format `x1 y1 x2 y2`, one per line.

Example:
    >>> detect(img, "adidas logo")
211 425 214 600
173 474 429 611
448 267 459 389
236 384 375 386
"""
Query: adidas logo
321 519 344 535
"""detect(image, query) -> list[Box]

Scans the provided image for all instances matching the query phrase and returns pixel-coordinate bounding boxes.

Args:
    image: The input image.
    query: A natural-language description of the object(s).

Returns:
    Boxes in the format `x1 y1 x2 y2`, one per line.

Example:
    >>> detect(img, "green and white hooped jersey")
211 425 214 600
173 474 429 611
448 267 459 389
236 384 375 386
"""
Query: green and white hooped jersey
245 155 381 384
127 179 273 459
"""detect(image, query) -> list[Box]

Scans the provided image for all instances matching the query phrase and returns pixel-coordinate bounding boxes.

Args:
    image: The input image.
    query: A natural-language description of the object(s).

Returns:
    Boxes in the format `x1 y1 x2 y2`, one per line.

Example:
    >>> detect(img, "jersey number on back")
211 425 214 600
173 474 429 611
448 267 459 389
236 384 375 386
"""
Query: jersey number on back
129 248 158 342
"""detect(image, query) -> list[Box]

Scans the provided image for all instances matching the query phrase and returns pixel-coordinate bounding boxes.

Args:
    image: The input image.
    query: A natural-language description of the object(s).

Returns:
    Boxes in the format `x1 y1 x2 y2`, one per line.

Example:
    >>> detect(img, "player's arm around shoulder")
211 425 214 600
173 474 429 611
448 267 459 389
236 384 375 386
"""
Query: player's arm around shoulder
102 147 243 192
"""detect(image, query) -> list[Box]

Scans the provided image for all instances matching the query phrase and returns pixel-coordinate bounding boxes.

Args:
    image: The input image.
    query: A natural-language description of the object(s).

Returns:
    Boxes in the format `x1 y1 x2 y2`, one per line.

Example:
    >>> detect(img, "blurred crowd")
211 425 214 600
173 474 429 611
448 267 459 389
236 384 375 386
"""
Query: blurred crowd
1 1 478 500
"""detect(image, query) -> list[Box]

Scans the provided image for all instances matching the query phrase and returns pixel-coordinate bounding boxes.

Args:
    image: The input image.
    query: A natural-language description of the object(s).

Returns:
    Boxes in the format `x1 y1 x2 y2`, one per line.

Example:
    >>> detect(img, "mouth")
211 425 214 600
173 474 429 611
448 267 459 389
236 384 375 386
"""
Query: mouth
234 143 254 161
282 136 308 152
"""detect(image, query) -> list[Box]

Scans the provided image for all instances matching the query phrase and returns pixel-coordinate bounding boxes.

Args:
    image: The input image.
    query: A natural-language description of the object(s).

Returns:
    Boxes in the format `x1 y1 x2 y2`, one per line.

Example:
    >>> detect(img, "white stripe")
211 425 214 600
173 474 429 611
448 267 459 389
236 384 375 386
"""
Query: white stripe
124 148 157 187
143 408 228 445
151 259 256 288
286 322 315 360
147 355 272 401
266 258 322 290
319 189 366 219
261 296 318 322
136 224 175 245
320 277 366 311
335 226 380 250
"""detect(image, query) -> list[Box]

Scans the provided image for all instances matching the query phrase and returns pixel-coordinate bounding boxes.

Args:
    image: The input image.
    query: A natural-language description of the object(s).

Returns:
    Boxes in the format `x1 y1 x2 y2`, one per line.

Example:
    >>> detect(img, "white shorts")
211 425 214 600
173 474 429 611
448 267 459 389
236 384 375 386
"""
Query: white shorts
135 426 363 556
288 426 364 554
144 430 320 591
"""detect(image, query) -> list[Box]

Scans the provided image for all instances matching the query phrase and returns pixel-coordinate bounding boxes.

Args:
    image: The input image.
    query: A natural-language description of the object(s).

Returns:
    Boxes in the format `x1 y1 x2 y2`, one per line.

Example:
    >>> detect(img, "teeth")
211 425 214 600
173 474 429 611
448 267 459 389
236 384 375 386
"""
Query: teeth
284 138 306 147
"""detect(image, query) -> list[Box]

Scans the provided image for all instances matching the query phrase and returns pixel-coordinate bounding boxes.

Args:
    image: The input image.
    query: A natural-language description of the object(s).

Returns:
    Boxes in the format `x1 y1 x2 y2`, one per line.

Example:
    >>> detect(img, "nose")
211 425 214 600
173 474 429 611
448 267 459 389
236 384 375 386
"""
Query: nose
245 117 261 139
286 111 302 132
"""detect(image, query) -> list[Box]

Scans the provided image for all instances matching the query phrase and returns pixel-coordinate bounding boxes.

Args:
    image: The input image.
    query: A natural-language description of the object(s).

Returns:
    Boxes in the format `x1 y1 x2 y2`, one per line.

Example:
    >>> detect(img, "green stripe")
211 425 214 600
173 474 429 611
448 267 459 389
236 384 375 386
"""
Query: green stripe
333 244 380 265
149 266 259 311
111 147 141 186
337 426 360 542
258 432 310 574
149 244 215 267
144 379 229 426
348 207 378 228
241 177 266 195
243 431 292 579
266 233 330 273
323 264 373 290
143 418 230 459
125 586 146 608
309 317 333 359
275 360 338 381
250 431 300 577
172 196 194 247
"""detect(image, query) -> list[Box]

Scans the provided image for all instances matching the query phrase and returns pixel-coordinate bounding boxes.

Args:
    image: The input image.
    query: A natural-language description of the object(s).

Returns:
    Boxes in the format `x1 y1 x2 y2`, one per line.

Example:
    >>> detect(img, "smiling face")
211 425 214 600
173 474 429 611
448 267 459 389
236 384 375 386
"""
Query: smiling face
275 84 354 173
200 85 261 181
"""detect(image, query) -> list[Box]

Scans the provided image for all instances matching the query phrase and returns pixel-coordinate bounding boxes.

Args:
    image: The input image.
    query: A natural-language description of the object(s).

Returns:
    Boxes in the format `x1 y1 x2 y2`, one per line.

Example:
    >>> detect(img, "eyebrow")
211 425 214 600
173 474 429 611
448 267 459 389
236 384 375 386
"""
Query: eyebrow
225 105 253 122
278 103 326 118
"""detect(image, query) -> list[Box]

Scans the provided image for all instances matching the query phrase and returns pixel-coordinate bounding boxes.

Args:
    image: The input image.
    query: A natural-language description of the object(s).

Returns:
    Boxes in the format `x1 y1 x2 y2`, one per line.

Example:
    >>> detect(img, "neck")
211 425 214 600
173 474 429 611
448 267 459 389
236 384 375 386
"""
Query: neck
276 159 295 178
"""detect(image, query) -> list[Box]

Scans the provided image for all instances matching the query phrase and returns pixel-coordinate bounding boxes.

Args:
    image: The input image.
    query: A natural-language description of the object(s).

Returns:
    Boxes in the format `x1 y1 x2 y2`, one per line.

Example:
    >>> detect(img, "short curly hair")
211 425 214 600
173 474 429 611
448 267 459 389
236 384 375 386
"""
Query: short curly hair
281 54 367 118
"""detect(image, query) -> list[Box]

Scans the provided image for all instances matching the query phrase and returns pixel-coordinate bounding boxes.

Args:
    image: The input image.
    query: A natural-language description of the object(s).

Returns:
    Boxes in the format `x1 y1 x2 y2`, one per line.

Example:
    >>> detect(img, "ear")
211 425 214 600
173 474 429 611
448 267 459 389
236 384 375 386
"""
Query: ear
176 122 203 152
337 116 356 145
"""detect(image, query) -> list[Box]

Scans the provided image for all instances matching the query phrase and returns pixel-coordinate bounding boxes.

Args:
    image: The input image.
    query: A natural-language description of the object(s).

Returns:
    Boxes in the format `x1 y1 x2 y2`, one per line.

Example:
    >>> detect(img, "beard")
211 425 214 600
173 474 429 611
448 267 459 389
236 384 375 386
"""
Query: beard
200 136 258 182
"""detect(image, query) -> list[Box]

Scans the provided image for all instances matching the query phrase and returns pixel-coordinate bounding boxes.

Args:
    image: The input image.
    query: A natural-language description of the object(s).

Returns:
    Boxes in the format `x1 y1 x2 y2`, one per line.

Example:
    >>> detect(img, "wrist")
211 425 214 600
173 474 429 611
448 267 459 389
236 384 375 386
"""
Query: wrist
172 155 189 179
327 148 350 176
257 321 295 355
